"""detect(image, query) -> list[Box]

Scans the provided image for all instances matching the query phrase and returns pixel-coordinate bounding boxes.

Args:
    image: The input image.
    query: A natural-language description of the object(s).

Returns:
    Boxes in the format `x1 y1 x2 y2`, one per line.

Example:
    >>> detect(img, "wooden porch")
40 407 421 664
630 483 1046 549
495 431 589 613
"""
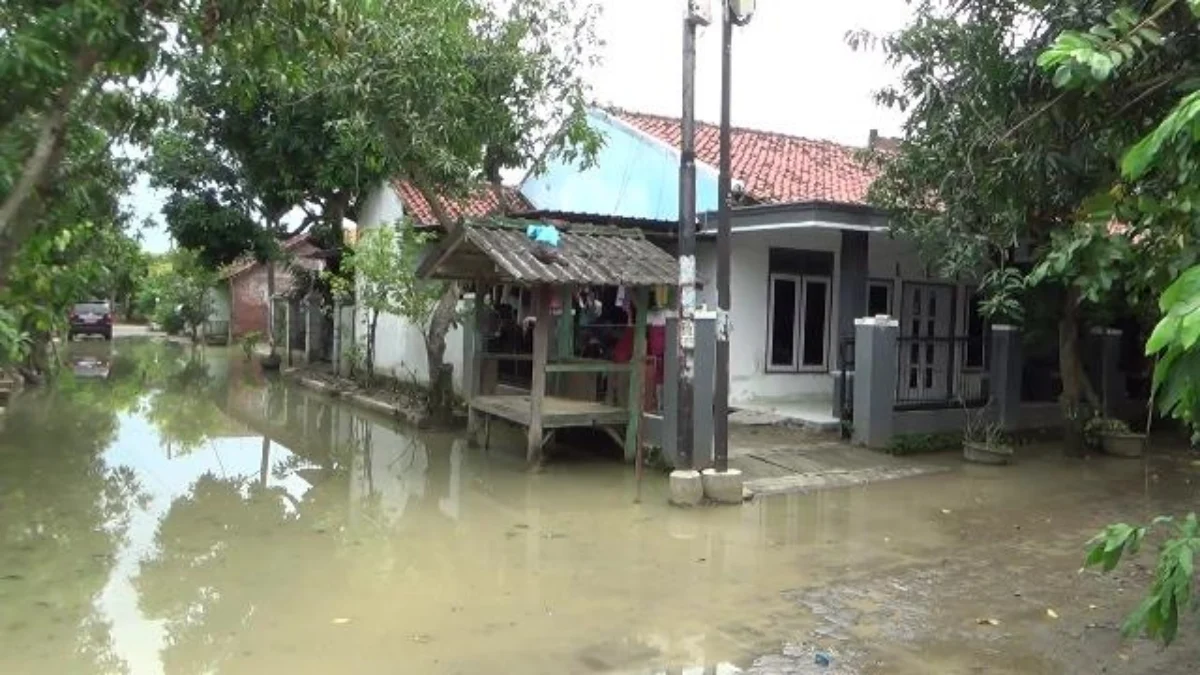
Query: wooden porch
418 217 677 465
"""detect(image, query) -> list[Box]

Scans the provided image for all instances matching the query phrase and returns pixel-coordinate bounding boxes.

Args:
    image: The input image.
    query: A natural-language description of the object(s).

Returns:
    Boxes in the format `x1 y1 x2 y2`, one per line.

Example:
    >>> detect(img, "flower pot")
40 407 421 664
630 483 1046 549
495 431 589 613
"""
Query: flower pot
260 353 282 371
1100 432 1145 458
963 441 1013 465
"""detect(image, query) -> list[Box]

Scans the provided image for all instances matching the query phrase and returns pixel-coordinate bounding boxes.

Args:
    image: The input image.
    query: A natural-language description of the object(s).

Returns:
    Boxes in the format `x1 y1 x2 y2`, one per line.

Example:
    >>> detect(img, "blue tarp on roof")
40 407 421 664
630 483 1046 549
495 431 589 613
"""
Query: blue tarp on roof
519 109 718 228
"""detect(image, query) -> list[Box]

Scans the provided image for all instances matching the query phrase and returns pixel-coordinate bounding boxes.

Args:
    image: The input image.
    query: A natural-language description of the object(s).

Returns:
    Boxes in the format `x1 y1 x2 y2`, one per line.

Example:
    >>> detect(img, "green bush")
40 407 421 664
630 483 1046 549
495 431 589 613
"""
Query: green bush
889 432 963 456
161 309 186 336
240 330 263 360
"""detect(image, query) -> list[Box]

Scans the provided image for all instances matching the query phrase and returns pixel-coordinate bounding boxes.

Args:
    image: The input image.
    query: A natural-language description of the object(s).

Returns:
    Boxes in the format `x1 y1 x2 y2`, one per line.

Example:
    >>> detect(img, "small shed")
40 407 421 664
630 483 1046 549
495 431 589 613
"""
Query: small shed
418 217 678 464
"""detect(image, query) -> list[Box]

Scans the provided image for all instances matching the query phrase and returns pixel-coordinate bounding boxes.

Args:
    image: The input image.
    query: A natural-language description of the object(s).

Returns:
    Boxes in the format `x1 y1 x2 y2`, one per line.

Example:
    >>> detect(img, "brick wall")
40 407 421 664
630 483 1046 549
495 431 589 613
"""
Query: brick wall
228 242 324 338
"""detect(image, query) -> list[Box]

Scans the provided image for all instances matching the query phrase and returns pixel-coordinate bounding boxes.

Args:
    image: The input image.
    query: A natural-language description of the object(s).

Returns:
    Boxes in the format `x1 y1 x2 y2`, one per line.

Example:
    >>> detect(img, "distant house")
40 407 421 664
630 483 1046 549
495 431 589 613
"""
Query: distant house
353 180 532 389
210 235 327 342
521 108 988 422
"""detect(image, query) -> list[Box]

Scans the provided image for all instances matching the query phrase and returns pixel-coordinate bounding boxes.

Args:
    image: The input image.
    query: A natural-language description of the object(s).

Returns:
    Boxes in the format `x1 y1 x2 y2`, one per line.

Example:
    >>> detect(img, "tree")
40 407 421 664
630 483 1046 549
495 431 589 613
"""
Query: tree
1 218 143 376
143 248 217 343
0 0 253 278
149 0 601 419
332 225 444 387
851 0 1190 449
1034 0 1200 644
315 0 600 419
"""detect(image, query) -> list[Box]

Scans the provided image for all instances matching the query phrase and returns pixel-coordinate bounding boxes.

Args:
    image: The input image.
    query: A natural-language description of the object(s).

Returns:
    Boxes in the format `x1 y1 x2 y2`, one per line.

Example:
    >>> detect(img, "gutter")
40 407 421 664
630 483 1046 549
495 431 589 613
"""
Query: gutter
697 200 890 235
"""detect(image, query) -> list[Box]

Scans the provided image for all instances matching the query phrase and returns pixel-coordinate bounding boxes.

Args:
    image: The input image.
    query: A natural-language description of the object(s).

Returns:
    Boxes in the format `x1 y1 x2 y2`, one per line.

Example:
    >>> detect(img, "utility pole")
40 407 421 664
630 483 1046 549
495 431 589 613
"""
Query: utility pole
714 0 754 476
677 1 707 471
714 2 733 474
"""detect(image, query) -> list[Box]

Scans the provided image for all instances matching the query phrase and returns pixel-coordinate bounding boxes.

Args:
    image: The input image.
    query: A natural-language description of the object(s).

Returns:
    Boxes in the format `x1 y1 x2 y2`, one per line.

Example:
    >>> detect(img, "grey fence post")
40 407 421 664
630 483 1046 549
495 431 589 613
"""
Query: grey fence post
1091 327 1127 418
852 315 898 449
989 325 1023 430
332 299 343 375
662 314 680 467
461 292 478 401
693 310 716 468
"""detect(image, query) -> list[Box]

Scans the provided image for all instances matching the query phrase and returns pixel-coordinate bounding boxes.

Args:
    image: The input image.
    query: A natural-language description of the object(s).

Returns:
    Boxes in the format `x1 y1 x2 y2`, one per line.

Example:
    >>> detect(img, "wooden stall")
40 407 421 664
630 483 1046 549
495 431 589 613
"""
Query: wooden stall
418 217 677 465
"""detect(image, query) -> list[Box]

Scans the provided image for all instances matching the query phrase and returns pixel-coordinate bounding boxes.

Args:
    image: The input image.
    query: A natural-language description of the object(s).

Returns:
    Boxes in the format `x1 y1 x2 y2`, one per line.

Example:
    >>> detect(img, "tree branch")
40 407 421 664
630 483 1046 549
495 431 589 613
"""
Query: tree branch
0 49 101 256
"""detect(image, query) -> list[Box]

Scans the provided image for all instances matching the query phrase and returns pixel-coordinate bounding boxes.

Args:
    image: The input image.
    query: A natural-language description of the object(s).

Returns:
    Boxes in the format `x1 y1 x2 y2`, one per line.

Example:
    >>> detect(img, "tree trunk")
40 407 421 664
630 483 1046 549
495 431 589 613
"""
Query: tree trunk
1058 288 1099 456
0 50 99 274
366 309 379 384
266 261 277 356
424 282 460 424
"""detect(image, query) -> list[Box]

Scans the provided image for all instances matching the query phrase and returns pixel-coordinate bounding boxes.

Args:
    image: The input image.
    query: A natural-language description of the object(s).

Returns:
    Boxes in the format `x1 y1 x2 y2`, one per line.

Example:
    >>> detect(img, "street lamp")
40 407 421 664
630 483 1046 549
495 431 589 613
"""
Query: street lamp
713 0 754 476
728 0 756 22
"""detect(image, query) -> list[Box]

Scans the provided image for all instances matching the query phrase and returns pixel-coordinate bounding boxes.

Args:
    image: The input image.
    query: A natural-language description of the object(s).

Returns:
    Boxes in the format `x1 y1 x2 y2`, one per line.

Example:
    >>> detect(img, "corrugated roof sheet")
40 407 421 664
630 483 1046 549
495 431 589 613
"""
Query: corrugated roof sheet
422 219 677 287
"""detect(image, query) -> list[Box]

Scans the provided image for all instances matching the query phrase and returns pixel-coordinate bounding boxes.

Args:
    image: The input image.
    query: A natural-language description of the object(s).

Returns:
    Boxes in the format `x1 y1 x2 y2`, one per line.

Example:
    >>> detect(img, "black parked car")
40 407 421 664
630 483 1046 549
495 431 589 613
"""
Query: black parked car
68 301 113 341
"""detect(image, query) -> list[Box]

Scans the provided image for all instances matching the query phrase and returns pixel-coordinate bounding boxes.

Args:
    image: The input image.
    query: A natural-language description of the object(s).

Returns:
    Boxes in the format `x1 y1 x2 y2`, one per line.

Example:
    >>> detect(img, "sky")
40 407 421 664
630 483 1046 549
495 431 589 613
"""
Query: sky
127 0 911 254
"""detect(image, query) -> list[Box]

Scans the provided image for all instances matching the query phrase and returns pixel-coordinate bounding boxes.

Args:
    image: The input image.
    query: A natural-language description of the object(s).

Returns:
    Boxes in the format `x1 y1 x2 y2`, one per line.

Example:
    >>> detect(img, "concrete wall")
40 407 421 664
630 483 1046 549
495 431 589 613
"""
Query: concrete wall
355 180 465 392
209 285 231 323
696 219 980 407
226 242 324 339
231 266 272 337
519 109 720 223
716 227 842 403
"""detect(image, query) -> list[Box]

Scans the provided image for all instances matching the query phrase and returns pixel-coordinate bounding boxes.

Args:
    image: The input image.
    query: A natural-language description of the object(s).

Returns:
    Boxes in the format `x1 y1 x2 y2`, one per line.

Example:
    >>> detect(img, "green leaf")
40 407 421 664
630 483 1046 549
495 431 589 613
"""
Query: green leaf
1190 0 1200 17
1146 316 1180 355
1052 66 1073 88
1181 313 1200 350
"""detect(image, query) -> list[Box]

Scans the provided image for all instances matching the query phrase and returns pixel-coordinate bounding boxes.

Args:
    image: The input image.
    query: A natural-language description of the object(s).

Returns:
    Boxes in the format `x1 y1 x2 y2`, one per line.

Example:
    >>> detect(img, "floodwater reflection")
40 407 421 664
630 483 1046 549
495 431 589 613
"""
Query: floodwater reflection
1 339 1190 675
0 341 802 674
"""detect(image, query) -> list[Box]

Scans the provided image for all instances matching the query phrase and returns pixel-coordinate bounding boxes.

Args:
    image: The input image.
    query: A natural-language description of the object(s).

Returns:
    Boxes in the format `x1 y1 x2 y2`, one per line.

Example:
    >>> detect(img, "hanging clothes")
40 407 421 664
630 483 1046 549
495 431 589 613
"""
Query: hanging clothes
653 284 669 308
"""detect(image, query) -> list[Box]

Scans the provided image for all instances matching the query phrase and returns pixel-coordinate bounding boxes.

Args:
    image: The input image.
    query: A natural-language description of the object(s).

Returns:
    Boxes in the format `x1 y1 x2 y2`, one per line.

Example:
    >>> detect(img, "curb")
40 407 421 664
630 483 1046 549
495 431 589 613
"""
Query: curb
284 369 428 428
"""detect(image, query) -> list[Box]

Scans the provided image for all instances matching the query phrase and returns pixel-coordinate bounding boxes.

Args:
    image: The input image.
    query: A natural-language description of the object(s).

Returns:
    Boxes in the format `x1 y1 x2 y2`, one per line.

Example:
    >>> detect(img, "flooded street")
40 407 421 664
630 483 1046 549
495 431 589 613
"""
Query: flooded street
1 338 1198 674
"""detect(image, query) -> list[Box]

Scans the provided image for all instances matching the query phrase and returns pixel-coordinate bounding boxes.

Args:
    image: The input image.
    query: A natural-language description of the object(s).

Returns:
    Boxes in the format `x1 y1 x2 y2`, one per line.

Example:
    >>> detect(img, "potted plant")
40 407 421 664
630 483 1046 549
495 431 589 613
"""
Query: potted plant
1084 416 1146 458
962 403 1014 465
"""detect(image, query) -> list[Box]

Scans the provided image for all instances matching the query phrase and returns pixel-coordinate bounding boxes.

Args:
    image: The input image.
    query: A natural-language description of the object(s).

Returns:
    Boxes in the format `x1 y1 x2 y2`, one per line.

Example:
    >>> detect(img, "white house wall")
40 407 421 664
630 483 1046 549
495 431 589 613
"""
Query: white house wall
719 228 843 403
355 180 465 393
716 227 977 406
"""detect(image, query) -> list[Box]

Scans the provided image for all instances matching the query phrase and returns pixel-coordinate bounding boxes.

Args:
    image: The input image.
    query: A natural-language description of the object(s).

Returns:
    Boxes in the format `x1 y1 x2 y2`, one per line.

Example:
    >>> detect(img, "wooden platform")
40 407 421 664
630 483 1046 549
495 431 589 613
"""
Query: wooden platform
470 394 628 429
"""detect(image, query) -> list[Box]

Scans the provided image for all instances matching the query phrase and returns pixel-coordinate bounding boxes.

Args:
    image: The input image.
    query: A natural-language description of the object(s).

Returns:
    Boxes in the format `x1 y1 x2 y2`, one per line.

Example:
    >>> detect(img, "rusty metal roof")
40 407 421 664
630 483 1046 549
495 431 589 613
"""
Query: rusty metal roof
418 218 677 287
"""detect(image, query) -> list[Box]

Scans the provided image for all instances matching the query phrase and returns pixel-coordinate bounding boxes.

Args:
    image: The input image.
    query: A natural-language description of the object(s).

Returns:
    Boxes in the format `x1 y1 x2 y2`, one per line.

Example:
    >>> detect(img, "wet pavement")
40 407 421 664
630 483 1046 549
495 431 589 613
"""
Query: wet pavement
0 338 1198 674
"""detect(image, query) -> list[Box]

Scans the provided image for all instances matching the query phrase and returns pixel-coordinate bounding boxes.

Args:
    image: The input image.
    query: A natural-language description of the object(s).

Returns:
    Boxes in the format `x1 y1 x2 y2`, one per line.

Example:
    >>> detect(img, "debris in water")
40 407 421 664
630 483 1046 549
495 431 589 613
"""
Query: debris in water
331 618 351 625
940 509 952 514
411 634 431 643
1046 608 1059 619
1088 604 1098 610
814 651 832 667
976 618 1000 626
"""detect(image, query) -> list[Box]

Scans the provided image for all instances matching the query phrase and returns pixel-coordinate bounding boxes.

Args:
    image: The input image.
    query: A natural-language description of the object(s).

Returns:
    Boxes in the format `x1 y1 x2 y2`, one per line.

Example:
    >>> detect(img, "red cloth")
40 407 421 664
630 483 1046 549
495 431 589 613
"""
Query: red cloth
613 327 634 363
647 325 666 386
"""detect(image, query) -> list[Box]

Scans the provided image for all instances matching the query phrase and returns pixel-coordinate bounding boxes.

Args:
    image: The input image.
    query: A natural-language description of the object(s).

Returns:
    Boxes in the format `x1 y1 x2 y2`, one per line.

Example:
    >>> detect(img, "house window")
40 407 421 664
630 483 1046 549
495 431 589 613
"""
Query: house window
769 276 798 369
767 274 831 372
965 289 988 369
867 281 893 316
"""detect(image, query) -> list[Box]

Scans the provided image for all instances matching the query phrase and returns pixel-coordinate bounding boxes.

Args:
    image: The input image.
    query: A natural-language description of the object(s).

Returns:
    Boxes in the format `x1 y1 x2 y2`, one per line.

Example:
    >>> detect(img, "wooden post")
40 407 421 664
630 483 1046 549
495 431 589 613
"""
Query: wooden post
527 285 551 464
624 287 649 462
467 284 487 445
283 301 293 367
554 285 574 395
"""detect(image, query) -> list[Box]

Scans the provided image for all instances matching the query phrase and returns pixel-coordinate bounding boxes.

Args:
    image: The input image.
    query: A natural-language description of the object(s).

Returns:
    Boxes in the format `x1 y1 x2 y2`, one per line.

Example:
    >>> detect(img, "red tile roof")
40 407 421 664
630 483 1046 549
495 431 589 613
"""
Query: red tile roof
609 109 882 207
392 180 532 227
219 234 316 280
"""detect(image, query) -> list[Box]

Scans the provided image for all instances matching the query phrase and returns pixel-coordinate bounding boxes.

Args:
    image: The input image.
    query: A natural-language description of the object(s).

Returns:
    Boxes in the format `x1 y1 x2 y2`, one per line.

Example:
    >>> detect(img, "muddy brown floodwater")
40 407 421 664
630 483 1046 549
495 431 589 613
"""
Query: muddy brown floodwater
0 339 1198 674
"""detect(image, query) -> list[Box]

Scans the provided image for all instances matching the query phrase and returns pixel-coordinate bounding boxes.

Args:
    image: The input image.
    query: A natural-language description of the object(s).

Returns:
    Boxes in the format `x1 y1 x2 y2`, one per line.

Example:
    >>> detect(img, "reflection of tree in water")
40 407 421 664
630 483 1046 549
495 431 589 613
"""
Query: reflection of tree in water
0 373 145 674
144 356 226 454
136 474 301 675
